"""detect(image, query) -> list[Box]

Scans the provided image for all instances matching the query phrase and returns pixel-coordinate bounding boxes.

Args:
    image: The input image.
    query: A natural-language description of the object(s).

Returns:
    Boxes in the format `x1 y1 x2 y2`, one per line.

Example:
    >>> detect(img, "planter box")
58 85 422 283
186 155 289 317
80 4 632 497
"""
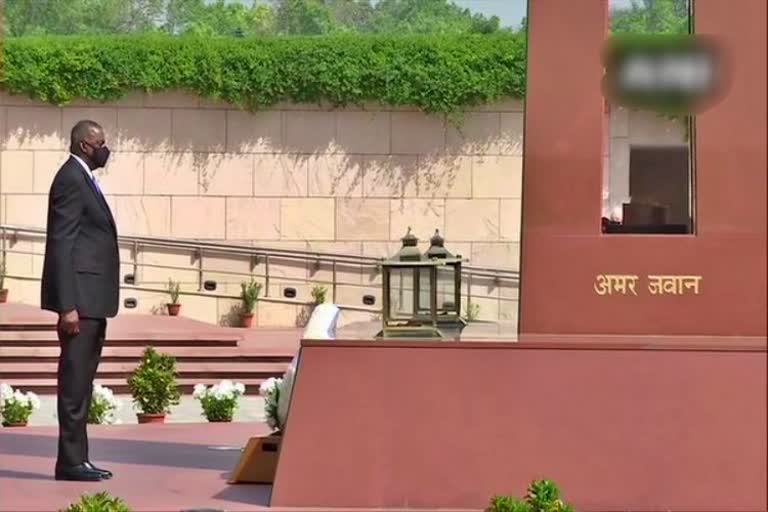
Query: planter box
228 434 281 484
2 421 28 427
241 313 255 328
137 413 166 424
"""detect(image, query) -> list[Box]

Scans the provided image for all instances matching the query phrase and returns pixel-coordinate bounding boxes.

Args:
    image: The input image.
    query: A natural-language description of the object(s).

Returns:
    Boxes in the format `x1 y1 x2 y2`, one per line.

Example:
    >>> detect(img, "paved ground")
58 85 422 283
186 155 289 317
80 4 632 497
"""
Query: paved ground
0 422 277 512
27 394 267 426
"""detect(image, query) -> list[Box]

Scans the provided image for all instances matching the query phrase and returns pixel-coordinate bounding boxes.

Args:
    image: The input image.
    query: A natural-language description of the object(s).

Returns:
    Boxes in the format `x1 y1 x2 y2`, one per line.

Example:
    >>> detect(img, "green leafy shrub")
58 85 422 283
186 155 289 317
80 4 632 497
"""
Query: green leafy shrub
489 495 531 512
489 479 574 512
240 279 263 314
1 33 526 113
127 347 181 415
526 479 573 512
61 492 130 512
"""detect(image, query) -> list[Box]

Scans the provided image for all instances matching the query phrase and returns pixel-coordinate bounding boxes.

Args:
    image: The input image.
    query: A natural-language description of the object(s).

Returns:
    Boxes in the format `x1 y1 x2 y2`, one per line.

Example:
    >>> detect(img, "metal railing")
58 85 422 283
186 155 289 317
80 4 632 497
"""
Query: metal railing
0 224 520 314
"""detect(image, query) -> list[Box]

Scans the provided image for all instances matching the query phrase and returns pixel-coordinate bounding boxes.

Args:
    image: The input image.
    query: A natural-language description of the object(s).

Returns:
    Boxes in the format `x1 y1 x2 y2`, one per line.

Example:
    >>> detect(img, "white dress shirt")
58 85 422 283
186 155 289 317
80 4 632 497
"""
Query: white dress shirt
70 153 106 195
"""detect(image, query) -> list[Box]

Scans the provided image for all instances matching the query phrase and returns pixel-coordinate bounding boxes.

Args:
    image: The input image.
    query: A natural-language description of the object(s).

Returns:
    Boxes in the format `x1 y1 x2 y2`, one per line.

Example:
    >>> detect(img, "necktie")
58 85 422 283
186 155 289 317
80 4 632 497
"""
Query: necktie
91 175 105 197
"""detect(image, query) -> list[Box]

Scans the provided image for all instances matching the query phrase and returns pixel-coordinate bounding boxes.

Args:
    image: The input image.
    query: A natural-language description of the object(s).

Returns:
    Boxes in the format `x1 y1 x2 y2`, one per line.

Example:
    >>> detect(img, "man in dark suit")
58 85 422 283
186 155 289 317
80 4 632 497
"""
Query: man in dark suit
41 120 119 482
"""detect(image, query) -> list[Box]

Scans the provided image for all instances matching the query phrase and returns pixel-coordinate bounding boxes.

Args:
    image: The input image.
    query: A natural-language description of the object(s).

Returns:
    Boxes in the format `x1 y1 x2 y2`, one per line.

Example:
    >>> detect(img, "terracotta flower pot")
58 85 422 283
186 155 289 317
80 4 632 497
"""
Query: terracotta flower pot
137 413 166 424
2 420 28 427
0 289 8 304
240 312 255 328
167 303 181 316
208 417 233 423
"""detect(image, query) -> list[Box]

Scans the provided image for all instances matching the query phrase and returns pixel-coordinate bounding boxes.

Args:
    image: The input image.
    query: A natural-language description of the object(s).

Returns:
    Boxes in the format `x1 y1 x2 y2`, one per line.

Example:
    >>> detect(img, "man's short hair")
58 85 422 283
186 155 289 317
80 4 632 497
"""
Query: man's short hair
70 120 103 151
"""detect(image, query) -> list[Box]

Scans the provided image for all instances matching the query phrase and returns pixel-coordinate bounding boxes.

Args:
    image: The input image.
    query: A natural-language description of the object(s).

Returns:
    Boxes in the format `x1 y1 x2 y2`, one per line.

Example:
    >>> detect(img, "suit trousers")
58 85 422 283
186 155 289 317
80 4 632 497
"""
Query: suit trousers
56 317 105 469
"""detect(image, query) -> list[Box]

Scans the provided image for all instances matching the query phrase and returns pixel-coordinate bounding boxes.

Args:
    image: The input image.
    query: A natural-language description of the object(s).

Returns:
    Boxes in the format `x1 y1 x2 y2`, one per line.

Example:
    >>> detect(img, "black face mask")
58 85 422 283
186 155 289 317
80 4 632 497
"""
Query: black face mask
92 145 111 169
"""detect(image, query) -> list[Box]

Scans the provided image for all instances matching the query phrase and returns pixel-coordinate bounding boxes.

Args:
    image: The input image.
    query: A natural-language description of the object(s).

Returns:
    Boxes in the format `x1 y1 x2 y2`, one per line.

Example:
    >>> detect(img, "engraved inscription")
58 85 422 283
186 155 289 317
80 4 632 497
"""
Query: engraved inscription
594 274 640 296
596 274 702 296
648 275 702 295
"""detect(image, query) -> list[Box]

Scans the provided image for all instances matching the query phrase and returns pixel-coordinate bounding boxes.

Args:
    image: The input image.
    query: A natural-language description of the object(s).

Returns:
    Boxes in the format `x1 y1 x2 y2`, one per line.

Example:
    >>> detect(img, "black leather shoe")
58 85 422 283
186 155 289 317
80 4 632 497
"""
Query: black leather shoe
84 461 113 479
55 464 103 481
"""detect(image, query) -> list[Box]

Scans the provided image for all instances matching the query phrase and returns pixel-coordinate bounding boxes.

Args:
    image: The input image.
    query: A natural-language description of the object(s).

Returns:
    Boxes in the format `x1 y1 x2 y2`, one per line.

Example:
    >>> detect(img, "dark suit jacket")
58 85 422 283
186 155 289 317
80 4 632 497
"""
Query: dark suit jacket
41 156 120 319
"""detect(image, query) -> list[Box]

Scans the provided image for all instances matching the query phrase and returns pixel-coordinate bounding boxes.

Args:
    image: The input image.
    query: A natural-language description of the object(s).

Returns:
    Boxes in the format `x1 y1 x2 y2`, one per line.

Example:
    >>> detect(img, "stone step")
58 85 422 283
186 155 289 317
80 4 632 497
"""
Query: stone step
0 331 240 347
4 377 270 395
0 303 245 342
0 361 287 378
0 345 295 362
0 303 301 395
0 303 57 331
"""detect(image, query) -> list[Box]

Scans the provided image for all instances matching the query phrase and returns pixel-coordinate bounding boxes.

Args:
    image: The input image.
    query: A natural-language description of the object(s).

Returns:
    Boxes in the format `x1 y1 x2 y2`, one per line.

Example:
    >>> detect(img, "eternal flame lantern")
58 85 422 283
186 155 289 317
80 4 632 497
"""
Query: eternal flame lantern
424 229 464 326
379 228 466 339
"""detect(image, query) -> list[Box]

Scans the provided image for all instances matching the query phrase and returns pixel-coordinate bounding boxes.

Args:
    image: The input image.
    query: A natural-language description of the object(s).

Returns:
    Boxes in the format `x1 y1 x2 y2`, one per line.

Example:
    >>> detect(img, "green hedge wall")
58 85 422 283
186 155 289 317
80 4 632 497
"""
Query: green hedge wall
0 34 527 113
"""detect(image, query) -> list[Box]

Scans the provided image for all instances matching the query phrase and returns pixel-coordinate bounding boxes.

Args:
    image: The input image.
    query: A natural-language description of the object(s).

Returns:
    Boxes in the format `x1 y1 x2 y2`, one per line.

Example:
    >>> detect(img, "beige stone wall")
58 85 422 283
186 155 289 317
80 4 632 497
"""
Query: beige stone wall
0 91 523 327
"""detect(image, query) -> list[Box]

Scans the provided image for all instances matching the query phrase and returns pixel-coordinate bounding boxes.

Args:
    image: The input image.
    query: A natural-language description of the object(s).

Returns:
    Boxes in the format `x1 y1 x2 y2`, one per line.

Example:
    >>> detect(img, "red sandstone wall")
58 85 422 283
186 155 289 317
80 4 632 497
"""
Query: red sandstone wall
271 341 767 510
519 0 767 336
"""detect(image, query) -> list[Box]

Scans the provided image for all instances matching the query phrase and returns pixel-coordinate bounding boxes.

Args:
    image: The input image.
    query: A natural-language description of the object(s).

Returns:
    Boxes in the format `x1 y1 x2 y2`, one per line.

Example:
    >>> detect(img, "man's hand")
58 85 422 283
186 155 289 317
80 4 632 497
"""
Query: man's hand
59 309 80 336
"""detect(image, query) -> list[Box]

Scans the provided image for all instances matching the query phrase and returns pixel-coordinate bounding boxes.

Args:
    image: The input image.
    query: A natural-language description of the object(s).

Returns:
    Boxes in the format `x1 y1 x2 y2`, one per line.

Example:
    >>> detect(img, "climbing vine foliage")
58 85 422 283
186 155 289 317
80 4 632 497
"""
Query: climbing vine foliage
0 34 527 113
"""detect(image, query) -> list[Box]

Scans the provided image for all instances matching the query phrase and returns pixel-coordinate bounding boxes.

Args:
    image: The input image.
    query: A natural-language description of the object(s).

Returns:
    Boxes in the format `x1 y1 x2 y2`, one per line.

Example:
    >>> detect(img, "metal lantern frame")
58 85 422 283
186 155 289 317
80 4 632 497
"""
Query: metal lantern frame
423 229 464 325
379 229 466 339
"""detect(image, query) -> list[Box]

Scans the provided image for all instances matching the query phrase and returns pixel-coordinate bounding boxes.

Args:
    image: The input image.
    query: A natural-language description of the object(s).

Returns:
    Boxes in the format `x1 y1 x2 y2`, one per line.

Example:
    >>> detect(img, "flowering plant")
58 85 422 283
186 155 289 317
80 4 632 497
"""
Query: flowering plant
193 380 245 422
88 384 121 425
0 383 40 425
259 377 284 432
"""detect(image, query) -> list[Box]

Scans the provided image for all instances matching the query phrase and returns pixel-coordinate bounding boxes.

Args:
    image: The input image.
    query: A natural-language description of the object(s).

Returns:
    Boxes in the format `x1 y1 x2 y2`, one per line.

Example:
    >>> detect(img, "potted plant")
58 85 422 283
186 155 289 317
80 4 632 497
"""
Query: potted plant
297 284 329 327
0 383 40 427
127 347 181 424
166 279 181 316
88 384 121 425
240 279 262 328
310 285 327 306
193 380 246 422
0 259 8 304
